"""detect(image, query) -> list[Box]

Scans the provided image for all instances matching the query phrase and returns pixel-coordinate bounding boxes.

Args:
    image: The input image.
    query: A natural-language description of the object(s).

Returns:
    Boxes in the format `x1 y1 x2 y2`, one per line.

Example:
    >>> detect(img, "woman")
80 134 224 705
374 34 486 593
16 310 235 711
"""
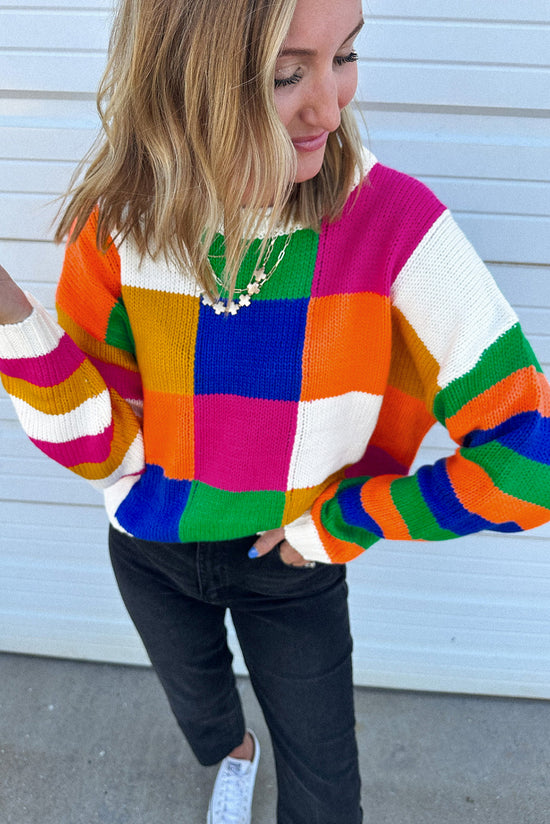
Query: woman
1 0 549 822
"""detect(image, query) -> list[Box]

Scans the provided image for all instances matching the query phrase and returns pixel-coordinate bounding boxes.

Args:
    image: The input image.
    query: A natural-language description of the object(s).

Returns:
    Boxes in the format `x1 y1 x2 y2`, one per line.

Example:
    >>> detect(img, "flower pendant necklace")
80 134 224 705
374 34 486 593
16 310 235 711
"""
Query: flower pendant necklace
201 232 293 315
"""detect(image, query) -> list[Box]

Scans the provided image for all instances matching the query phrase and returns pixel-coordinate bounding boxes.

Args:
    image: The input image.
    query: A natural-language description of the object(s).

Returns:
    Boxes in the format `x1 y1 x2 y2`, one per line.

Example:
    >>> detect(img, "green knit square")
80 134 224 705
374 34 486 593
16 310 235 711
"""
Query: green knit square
208 229 319 302
105 298 136 354
179 482 286 541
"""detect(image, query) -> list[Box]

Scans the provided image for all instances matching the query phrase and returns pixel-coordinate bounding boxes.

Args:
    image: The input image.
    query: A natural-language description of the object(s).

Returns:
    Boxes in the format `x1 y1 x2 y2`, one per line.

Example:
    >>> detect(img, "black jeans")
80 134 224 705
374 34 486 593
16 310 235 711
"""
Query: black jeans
109 527 362 824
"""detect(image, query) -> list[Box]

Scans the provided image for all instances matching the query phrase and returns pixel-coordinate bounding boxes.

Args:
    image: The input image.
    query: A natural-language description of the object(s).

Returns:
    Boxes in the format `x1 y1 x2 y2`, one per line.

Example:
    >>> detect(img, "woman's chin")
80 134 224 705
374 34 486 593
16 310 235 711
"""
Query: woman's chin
293 148 327 184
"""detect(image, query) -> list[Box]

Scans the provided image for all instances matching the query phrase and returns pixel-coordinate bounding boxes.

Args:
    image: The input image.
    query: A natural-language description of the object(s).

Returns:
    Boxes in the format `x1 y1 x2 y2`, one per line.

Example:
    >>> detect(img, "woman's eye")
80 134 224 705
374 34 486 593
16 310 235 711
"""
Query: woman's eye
274 72 303 89
334 50 359 66
274 50 358 89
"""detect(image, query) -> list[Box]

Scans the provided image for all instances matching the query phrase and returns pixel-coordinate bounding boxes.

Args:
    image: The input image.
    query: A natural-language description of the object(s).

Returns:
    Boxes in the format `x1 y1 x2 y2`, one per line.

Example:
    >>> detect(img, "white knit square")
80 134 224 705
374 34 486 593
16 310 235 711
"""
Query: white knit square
119 239 201 296
288 392 383 489
391 210 518 389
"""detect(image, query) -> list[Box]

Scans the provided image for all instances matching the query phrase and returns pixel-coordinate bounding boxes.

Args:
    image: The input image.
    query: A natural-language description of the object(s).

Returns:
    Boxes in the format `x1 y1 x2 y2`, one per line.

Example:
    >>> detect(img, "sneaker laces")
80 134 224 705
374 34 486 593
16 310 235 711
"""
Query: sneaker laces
213 758 253 824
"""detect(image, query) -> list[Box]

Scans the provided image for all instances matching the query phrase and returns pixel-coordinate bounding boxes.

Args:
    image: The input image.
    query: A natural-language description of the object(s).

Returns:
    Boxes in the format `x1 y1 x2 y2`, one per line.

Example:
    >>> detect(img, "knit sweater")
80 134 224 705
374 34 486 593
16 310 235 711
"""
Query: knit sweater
1 152 549 563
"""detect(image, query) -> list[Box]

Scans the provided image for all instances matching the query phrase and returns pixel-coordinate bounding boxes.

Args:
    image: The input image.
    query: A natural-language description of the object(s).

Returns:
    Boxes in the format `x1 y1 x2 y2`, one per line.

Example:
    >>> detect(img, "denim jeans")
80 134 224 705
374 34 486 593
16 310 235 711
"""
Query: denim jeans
109 526 363 824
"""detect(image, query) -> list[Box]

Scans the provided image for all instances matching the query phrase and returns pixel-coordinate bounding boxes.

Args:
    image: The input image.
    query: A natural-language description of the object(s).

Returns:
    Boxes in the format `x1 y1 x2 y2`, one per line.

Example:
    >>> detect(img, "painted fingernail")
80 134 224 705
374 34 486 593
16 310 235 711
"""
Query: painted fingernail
248 546 259 559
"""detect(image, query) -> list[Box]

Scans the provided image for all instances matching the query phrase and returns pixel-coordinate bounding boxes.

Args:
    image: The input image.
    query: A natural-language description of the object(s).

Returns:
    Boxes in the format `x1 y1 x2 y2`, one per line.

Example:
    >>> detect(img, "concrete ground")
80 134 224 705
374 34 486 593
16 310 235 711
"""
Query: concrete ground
1 653 549 824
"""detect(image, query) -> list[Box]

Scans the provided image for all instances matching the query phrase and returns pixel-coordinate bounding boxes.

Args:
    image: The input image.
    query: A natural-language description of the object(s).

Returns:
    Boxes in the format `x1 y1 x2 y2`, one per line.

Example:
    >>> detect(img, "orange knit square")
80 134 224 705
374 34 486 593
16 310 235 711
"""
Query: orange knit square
301 292 390 401
369 384 435 469
143 391 195 481
57 210 121 341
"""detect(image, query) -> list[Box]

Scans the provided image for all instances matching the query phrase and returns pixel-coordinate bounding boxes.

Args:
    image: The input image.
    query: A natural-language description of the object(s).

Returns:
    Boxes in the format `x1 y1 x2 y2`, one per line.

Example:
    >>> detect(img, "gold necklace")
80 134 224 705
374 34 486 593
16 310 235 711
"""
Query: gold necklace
202 232 293 315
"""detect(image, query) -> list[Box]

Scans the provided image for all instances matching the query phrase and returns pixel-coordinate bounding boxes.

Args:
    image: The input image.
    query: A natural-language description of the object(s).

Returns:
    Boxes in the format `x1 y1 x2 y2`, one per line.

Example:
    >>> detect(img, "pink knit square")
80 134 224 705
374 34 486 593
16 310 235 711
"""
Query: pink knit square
194 394 298 492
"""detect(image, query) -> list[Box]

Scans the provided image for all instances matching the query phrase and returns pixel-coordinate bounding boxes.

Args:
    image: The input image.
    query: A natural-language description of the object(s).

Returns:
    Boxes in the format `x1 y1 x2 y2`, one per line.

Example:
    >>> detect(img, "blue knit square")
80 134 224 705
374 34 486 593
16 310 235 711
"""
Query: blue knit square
195 297 309 401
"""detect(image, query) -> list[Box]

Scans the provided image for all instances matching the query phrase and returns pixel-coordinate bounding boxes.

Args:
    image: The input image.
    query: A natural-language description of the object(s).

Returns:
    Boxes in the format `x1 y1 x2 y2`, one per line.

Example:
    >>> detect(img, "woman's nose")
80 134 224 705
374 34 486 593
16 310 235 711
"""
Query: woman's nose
302 75 342 132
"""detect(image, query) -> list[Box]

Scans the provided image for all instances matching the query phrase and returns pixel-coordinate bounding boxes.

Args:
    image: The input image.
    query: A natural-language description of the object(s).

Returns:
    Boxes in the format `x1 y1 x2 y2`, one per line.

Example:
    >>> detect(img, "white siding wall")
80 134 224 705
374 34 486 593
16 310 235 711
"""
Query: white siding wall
1 1 549 697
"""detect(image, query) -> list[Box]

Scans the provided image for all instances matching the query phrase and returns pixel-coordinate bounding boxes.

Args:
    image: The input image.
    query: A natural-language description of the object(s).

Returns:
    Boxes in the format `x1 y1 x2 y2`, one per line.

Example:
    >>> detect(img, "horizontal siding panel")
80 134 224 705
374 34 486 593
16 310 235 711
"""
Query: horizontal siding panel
491 263 550 305
0 193 63 240
0 159 77 194
3 283 56 312
350 542 550 596
361 19 549 66
361 108 550 266
0 10 110 51
347 531 550 698
359 63 550 111
1 397 16 419
352 620 550 656
420 178 549 218
0 611 148 666
1 499 106 538
365 131 550 184
450 213 549 267
4 0 112 7
362 109 549 163
0 627 147 666
1 53 106 95
1 509 107 559
0 283 56 313
0 241 63 282
0 97 98 128
3 521 550 694
0 622 148 666
1 583 126 624
0 461 102 507
349 645 550 699
7 13 549 68
0 126 95 161
0 500 146 665
2 465 550 694
367 0 550 24
510 306 549 336
1 571 126 620
4 116 547 175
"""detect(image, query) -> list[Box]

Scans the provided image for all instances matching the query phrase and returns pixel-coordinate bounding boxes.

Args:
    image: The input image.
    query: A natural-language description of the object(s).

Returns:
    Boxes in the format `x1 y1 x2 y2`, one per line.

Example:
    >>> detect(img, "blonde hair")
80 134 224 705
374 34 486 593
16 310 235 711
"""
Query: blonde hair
55 0 365 299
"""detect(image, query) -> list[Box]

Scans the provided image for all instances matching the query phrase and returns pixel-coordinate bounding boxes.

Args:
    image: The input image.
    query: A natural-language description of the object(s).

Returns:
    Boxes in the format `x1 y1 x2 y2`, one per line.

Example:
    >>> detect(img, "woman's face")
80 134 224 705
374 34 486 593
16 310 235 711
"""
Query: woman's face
274 0 363 184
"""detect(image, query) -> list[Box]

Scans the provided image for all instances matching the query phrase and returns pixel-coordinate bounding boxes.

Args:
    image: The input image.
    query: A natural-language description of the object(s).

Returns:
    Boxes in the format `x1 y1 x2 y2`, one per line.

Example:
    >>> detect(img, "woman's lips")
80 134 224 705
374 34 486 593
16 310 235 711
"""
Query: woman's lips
291 131 329 152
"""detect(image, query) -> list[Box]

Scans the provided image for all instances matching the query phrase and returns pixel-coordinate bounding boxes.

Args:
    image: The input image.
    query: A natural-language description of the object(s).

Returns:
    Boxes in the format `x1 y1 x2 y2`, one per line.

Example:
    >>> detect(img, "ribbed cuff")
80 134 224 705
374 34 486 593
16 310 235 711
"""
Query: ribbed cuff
284 510 333 564
0 293 63 359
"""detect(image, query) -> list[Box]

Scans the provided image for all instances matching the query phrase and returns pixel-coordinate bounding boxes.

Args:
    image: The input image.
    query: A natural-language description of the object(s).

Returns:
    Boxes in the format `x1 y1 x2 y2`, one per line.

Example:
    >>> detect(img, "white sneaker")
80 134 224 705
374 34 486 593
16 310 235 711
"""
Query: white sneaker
206 730 260 824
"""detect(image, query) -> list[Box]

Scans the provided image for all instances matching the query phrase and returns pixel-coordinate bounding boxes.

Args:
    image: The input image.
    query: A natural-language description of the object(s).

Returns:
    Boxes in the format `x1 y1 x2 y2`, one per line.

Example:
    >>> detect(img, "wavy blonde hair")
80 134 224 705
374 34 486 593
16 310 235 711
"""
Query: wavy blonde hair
55 0 364 299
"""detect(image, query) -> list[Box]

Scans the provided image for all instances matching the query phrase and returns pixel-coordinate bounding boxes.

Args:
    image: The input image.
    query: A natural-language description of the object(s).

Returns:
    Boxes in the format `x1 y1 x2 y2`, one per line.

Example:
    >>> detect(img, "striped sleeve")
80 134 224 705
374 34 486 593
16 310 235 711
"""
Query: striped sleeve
0 212 144 488
286 209 550 563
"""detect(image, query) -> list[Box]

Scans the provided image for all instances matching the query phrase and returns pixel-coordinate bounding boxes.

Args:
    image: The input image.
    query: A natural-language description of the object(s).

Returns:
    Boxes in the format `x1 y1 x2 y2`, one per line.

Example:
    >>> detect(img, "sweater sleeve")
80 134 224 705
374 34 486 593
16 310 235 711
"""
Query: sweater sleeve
285 209 550 563
0 211 144 488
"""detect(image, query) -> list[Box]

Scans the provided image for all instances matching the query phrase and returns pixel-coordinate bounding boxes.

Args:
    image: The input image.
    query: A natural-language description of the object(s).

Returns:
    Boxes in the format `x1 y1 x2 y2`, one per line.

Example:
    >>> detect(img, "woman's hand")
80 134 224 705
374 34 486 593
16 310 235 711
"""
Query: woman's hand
0 264 33 325
249 527 314 567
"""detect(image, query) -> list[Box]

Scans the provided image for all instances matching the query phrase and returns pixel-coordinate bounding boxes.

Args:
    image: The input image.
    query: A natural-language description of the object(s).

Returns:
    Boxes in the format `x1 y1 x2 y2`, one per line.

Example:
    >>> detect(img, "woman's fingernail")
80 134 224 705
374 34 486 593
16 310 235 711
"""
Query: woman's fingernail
248 546 259 559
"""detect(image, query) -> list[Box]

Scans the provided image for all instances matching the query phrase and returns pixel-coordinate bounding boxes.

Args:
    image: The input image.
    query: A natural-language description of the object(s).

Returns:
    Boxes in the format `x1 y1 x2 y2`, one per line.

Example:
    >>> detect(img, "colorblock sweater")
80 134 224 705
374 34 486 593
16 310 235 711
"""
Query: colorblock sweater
1 152 550 563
